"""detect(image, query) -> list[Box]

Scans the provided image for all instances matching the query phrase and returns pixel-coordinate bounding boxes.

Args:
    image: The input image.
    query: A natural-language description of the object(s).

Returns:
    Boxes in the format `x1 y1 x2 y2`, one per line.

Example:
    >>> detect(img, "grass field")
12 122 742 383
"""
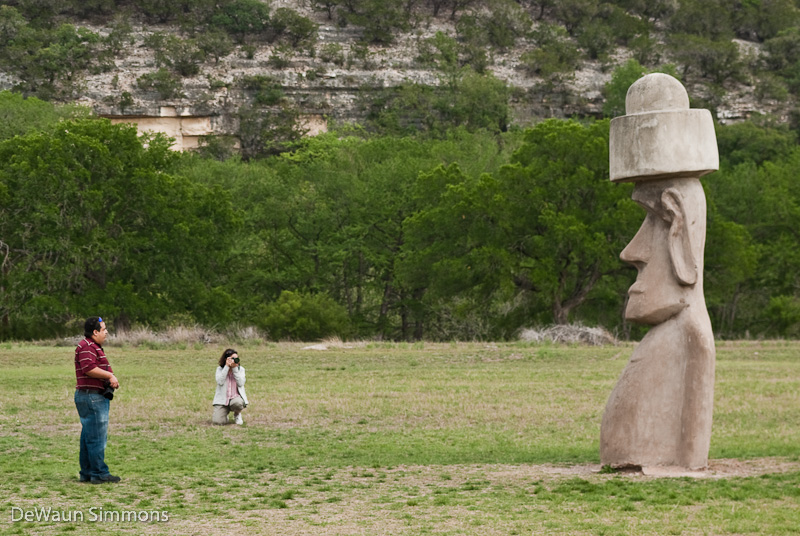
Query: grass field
1 340 799 535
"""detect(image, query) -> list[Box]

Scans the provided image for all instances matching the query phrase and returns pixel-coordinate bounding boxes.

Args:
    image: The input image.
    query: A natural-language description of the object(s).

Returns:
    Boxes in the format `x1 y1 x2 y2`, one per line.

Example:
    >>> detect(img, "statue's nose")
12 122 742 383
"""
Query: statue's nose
620 222 651 268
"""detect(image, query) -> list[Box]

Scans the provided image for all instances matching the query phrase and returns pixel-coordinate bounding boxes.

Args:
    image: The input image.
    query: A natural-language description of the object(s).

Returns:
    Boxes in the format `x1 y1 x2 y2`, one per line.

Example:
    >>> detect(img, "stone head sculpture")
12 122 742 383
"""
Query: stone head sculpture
600 74 718 471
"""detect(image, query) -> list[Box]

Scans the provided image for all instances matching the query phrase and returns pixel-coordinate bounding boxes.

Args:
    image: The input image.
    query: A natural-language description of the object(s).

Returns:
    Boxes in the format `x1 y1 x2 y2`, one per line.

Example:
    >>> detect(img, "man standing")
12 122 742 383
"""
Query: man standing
74 316 121 484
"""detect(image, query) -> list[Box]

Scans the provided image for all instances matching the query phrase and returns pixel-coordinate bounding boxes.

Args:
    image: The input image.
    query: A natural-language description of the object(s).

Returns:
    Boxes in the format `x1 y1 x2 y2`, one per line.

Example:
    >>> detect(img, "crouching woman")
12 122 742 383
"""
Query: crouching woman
212 348 249 425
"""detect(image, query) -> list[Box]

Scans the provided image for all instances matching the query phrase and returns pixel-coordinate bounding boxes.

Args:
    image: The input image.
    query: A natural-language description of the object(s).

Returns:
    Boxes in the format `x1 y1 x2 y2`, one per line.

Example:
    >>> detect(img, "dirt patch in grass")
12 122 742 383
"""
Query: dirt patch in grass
417 457 800 483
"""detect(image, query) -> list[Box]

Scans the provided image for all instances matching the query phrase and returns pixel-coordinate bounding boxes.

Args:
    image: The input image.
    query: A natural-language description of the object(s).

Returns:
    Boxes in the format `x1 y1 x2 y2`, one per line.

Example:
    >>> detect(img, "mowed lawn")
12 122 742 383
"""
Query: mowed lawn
1 340 799 535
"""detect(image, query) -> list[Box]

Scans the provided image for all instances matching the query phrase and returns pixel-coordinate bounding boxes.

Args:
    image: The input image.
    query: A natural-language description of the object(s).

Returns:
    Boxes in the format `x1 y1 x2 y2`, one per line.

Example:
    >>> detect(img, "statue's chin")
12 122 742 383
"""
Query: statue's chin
625 299 688 325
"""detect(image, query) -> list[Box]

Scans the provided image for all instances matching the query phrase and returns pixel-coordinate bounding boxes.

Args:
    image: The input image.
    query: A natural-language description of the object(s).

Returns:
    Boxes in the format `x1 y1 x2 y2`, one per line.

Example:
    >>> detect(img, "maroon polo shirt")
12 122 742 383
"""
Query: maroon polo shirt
75 337 113 390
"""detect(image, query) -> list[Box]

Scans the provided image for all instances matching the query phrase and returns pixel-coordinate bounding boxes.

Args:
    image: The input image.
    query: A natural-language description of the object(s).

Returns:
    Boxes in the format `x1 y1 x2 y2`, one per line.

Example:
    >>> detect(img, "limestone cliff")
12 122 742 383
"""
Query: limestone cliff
0 0 781 150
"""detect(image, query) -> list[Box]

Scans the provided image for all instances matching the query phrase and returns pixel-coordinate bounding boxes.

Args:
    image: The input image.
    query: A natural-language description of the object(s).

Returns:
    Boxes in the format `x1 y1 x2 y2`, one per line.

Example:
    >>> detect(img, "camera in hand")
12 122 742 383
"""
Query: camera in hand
233 357 240 364
102 381 115 400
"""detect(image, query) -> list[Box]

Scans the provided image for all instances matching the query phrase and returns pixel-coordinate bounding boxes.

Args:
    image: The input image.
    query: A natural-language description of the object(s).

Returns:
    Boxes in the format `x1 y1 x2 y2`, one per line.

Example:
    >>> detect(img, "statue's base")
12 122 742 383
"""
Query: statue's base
641 465 708 478
600 464 709 478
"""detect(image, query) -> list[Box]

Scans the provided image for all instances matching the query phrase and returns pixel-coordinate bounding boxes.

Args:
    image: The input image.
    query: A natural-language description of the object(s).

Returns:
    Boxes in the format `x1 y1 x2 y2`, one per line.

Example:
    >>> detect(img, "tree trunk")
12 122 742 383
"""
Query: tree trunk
342 259 353 315
552 264 602 324
114 312 131 333
378 280 393 339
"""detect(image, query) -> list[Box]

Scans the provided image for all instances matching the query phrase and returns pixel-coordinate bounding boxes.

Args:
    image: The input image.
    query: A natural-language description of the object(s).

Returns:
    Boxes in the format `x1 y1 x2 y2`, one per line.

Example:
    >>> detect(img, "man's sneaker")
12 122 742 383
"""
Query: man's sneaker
235 413 243 425
79 475 91 483
91 474 121 484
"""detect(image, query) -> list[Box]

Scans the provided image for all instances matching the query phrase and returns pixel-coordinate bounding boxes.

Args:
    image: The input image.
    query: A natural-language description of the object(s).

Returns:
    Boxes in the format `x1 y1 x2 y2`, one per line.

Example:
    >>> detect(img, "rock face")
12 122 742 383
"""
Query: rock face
600 74 717 471
0 3 781 150
74 20 614 150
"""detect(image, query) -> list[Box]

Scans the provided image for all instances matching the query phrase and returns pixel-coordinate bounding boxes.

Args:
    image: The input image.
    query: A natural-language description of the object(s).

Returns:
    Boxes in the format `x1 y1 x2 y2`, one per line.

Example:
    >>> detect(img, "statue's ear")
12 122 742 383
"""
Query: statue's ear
661 188 697 286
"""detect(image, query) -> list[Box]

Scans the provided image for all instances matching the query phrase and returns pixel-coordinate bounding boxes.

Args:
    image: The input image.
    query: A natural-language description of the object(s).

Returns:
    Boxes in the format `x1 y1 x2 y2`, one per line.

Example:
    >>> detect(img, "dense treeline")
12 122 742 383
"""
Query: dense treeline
1 92 799 340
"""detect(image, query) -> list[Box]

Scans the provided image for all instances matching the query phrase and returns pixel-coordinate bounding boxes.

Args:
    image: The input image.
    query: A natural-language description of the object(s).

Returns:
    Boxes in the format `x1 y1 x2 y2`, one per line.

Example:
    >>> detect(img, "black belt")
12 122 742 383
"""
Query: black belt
77 388 103 394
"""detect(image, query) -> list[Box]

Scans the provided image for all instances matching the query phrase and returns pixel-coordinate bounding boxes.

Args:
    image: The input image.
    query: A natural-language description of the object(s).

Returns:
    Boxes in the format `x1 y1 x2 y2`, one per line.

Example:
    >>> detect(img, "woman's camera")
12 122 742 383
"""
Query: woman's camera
224 349 240 364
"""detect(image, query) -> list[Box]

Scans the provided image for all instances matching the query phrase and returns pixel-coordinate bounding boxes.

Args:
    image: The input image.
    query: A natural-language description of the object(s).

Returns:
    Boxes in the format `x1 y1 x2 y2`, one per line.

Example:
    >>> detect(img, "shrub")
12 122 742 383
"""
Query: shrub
554 0 598 36
209 0 270 43
319 43 345 65
668 0 734 41
196 30 234 63
104 17 134 56
629 32 661 65
481 0 531 50
417 32 459 69
576 19 616 60
602 4 650 45
668 34 742 85
137 68 185 99
119 91 134 112
138 0 185 23
755 73 789 103
268 47 292 69
340 0 409 45
763 28 800 72
257 291 351 341
520 24 580 81
145 33 206 77
518 324 617 346
241 44 257 59
268 8 318 48
731 0 799 42
240 75 285 105
455 15 490 73
349 41 372 68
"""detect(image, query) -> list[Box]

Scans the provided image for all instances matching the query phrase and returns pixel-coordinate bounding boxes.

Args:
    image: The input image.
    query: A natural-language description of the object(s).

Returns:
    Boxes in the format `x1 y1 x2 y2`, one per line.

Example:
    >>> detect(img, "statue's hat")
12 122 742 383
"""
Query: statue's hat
609 73 718 182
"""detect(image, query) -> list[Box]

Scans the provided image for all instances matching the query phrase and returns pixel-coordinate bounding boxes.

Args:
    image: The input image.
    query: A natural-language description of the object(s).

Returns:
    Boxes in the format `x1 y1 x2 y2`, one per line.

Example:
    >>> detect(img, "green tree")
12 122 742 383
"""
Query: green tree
178 128 519 340
0 11 106 99
209 0 271 43
520 23 580 83
731 0 799 42
668 34 741 85
267 8 318 49
0 119 237 337
668 0 735 40
602 60 679 118
704 127 800 337
480 0 531 50
554 0 598 36
763 28 800 92
195 30 235 64
137 68 185 99
338 0 409 44
402 119 639 334
715 119 797 167
0 90 90 141
615 0 674 23
364 69 509 136
145 33 206 77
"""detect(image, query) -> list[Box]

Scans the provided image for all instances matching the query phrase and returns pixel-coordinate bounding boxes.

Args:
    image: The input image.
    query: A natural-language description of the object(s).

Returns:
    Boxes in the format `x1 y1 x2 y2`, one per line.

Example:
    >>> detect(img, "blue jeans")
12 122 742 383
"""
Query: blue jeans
74 390 111 480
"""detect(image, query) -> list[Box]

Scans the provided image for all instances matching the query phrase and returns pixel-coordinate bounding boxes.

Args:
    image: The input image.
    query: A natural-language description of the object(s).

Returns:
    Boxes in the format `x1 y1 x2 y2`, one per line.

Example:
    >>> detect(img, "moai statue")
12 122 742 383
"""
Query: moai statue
600 73 718 471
